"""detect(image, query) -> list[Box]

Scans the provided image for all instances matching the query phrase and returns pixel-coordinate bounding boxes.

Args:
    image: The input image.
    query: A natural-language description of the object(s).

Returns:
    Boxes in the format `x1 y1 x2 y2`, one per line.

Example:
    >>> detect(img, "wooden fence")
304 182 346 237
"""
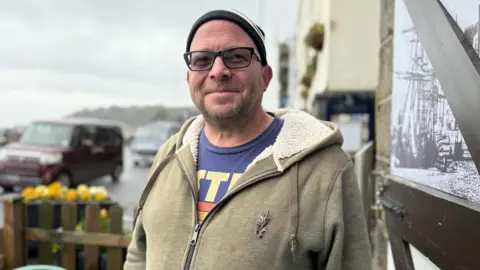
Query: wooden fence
1 194 132 270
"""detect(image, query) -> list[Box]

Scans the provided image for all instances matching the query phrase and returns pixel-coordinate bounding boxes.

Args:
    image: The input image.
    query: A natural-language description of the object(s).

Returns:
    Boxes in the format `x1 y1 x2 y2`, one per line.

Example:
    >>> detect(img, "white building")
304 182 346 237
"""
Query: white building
292 0 380 111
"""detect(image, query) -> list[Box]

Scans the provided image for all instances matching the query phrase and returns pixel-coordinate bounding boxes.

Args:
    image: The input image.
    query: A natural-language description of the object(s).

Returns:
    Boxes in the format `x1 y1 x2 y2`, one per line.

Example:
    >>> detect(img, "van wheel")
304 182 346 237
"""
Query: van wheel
111 163 123 183
57 172 72 188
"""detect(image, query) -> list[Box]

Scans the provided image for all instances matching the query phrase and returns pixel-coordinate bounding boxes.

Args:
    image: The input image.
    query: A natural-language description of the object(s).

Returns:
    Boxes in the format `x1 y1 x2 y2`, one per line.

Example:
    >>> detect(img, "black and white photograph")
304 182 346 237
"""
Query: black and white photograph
390 0 480 203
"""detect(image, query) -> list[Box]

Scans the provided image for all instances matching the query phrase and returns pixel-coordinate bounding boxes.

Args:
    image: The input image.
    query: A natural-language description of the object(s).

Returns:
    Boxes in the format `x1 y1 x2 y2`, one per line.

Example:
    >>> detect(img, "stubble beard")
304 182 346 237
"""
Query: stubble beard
199 98 250 131
192 77 264 132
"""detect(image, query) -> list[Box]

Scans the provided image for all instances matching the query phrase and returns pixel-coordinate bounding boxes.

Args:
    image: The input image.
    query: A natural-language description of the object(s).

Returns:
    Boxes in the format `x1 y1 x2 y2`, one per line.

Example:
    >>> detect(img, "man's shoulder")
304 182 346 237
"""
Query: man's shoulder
299 143 353 178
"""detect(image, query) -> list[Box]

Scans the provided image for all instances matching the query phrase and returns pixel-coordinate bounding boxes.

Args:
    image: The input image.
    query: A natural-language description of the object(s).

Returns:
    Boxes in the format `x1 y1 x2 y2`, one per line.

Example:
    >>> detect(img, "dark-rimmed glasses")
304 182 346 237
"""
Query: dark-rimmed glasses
183 47 261 71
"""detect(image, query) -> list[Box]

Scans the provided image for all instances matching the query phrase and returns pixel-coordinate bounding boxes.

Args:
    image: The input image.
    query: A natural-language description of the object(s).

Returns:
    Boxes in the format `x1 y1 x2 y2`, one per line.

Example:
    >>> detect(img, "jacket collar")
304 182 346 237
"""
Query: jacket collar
176 108 341 173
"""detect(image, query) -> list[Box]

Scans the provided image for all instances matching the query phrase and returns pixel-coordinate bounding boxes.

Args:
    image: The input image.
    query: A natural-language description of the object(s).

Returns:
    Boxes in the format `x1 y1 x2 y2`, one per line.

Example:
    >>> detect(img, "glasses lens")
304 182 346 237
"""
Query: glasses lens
222 48 252 68
188 51 215 70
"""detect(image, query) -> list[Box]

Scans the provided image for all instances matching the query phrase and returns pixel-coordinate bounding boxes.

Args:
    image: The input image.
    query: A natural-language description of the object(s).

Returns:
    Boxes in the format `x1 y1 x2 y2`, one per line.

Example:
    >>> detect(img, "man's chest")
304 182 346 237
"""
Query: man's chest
196 166 245 222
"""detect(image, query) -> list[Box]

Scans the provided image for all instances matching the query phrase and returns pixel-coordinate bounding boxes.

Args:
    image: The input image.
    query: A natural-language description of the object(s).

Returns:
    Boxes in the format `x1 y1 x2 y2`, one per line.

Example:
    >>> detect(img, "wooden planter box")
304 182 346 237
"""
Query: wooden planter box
1 195 131 270
25 200 117 258
25 200 117 228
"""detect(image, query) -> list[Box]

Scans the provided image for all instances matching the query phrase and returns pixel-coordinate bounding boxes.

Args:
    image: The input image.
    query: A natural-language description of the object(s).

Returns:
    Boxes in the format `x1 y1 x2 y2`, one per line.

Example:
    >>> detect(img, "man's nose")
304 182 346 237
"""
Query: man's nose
209 56 231 80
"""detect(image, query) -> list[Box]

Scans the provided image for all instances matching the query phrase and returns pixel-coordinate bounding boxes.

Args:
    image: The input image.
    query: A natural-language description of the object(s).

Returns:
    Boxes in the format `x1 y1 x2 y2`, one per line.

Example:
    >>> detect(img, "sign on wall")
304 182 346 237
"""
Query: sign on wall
390 0 480 203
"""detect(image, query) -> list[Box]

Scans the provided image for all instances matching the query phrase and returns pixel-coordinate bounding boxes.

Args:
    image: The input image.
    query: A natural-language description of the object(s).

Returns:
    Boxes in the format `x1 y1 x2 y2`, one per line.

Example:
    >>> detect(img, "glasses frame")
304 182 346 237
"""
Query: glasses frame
183 46 261 71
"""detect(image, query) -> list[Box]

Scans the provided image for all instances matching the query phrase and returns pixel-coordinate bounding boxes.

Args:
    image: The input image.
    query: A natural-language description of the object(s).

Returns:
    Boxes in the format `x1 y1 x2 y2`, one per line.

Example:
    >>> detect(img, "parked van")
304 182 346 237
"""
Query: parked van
130 121 181 167
0 118 124 190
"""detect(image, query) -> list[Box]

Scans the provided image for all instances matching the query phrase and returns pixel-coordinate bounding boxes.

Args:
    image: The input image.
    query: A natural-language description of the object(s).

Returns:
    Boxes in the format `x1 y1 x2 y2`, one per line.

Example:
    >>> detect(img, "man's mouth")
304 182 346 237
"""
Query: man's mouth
208 89 237 94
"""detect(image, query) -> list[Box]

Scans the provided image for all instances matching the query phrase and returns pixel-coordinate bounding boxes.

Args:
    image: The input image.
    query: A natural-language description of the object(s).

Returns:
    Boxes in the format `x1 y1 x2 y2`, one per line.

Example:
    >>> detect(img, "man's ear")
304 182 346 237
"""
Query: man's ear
186 71 190 83
262 65 273 91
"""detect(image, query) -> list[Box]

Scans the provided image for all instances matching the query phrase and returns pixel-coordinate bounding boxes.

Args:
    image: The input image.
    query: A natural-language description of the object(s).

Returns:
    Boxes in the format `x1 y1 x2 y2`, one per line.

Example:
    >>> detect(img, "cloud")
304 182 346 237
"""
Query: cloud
0 0 298 127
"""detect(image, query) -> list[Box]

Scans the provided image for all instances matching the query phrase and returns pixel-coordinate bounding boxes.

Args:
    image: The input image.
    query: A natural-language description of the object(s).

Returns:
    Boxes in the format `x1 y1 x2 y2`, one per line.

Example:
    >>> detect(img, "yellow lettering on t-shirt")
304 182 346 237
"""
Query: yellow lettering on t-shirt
197 169 207 188
204 171 230 202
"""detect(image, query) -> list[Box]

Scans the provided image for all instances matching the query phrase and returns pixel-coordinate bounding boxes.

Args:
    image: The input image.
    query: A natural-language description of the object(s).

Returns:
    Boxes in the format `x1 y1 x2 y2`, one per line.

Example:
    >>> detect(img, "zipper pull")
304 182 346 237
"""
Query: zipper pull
190 224 200 245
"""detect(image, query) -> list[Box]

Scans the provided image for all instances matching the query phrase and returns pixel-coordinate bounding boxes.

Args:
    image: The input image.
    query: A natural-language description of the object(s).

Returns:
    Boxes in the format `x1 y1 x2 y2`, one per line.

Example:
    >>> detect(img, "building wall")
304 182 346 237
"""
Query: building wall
293 0 380 110
309 0 380 106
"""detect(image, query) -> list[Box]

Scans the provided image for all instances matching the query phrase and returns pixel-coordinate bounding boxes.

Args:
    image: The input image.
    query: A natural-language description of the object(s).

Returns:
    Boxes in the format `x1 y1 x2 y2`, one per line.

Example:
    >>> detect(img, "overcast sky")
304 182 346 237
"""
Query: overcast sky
0 0 298 128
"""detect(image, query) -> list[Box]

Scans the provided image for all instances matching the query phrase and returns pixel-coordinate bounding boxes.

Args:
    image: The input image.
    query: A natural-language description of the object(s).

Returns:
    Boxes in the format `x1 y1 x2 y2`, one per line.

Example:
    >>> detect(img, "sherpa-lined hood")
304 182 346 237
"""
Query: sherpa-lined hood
174 108 343 173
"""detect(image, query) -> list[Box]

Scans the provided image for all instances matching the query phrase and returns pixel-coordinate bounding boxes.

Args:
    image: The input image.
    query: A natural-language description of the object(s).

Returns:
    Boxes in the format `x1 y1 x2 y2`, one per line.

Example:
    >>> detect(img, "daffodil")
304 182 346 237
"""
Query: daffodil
79 189 91 201
95 191 108 201
21 186 37 201
66 189 77 201
35 185 49 199
76 184 88 193
100 208 108 219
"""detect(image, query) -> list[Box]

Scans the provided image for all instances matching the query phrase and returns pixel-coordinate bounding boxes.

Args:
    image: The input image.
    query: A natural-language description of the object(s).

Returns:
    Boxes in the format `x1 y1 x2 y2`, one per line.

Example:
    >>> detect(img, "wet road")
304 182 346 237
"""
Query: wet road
0 147 151 229
89 147 151 229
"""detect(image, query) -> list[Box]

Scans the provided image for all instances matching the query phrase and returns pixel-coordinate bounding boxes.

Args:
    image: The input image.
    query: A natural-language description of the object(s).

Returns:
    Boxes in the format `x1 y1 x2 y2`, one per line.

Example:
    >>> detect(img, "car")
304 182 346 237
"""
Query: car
0 128 23 147
0 118 124 191
0 132 6 147
130 121 181 167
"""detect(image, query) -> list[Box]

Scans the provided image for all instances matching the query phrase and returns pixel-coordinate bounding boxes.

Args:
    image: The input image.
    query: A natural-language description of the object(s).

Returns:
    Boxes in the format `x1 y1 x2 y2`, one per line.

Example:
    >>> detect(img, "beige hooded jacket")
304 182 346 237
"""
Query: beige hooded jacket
124 109 372 270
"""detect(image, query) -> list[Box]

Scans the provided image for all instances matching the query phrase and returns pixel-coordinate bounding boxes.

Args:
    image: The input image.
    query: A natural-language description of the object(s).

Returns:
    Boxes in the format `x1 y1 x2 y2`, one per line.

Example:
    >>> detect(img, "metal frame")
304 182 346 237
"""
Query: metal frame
383 0 480 269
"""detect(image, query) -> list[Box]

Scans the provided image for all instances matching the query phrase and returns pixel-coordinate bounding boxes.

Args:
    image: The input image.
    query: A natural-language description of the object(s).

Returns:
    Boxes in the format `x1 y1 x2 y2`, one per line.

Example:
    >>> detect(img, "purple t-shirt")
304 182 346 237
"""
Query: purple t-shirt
196 115 283 222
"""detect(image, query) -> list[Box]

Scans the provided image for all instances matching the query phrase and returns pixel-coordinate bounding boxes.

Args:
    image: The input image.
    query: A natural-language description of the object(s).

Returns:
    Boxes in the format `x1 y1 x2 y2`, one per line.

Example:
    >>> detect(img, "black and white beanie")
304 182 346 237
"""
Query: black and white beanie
185 9 268 66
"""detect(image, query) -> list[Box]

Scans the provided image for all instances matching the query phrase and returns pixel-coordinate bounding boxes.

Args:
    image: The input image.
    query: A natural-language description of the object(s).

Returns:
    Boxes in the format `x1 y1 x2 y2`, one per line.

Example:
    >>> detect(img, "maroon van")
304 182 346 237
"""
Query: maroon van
0 118 124 191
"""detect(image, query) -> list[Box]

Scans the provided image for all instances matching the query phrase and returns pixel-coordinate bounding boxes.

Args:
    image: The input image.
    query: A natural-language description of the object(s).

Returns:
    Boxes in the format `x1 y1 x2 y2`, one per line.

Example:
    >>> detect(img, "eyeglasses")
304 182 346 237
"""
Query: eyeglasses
183 47 261 71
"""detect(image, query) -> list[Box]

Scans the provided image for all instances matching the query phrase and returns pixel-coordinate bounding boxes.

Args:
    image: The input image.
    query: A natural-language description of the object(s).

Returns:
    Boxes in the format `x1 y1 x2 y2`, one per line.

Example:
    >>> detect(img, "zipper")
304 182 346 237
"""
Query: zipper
184 223 201 269
176 156 199 270
176 154 282 270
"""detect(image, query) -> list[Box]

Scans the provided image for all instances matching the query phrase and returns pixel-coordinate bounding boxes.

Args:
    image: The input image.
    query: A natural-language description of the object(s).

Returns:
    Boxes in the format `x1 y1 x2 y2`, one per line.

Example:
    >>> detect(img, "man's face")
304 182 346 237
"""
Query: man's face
186 20 272 123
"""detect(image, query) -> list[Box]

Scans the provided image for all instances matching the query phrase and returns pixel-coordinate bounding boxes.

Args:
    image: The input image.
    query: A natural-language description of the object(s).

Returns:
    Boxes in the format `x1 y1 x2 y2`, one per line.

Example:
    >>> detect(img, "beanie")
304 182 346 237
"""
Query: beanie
185 9 268 66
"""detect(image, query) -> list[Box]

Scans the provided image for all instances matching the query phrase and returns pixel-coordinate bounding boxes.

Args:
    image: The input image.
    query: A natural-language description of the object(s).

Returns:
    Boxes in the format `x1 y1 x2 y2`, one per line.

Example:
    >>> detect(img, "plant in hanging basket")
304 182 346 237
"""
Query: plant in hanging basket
300 55 318 88
305 22 325 51
300 75 312 88
279 42 289 60
300 87 310 100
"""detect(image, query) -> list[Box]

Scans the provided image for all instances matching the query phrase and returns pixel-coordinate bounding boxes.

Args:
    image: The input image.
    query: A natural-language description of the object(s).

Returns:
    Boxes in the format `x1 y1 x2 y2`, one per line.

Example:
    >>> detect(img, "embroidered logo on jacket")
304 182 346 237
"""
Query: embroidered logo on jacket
255 210 271 239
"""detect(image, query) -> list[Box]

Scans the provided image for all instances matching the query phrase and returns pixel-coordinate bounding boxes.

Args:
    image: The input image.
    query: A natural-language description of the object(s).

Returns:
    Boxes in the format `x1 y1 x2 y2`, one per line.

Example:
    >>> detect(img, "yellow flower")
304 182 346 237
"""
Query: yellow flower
35 185 49 199
100 208 108 219
52 189 63 200
21 186 37 201
313 22 324 32
76 184 88 193
79 190 91 201
66 189 77 201
48 184 61 199
48 181 62 191
95 191 108 201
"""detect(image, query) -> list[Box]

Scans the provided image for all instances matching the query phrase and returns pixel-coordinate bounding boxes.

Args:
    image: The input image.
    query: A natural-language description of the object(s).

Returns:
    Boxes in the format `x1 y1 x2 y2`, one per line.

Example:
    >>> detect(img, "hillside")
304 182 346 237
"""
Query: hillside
68 105 199 128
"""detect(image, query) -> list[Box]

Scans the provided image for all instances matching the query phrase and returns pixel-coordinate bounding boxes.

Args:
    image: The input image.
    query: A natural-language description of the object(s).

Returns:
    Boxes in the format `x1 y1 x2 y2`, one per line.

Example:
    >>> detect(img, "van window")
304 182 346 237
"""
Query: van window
94 127 111 146
110 127 123 147
72 125 95 147
20 123 73 147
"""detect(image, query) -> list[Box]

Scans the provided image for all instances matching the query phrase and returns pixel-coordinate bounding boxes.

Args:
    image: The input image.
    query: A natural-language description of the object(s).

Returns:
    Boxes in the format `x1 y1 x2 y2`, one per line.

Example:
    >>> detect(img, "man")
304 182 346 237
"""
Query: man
124 9 372 270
